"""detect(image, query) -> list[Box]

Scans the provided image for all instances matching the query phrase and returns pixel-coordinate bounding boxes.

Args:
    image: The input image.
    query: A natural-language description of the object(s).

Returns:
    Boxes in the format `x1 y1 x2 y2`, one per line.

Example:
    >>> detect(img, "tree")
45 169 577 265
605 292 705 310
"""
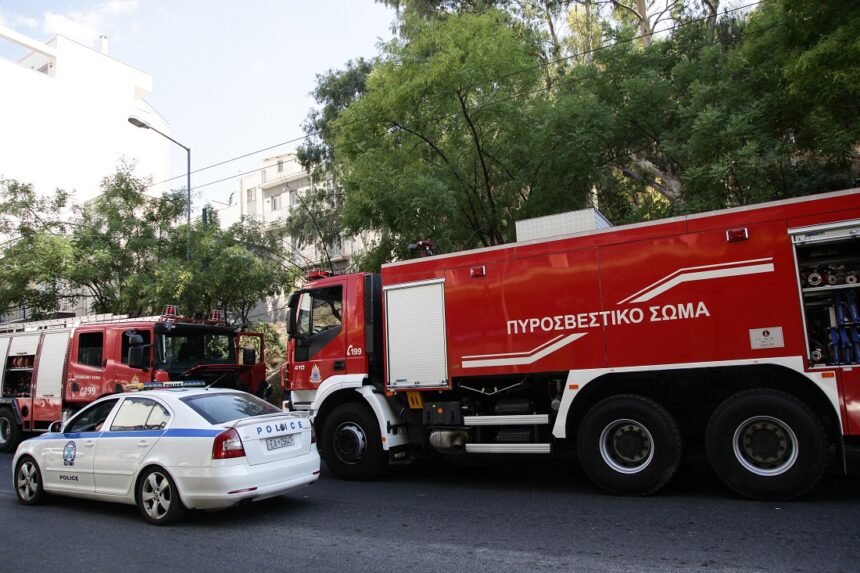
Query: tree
1 167 301 325
335 10 611 265
0 179 76 317
289 59 375 271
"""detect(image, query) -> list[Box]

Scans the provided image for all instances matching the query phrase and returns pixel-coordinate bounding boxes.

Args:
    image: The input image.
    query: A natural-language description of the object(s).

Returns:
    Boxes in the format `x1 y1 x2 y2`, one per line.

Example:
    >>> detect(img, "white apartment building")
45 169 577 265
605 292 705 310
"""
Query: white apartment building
0 26 171 323
239 153 370 272
0 25 170 201
238 153 372 322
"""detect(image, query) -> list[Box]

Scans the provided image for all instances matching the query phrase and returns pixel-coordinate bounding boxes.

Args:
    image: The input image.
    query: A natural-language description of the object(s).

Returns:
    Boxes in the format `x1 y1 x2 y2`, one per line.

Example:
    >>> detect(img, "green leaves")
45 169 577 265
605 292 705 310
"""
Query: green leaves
1 167 300 326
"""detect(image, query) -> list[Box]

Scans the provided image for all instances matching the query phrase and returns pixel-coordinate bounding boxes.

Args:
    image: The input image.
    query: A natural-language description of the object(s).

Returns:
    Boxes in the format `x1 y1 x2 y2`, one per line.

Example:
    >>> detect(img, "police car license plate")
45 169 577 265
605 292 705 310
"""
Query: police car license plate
266 435 294 450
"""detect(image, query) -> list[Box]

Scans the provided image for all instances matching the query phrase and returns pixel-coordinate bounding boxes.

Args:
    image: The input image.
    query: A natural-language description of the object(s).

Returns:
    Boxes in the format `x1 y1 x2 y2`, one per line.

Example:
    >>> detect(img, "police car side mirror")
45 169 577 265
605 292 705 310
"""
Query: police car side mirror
49 420 63 433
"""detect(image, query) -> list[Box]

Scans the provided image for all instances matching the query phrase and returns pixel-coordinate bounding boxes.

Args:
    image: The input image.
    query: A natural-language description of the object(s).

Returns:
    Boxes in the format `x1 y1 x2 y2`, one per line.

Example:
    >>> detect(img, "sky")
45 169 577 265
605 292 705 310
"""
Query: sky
0 0 396 210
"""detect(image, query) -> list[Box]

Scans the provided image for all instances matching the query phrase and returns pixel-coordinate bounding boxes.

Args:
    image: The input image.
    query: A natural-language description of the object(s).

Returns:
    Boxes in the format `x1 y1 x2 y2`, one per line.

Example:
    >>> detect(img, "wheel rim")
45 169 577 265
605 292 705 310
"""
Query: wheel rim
732 415 798 476
0 417 10 446
598 418 654 474
16 460 38 501
332 421 368 465
141 472 173 520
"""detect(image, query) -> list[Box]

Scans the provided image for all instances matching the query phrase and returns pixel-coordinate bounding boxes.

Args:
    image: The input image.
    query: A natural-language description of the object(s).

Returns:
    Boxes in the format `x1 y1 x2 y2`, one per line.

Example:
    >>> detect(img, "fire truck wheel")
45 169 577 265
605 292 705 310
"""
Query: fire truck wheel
15 456 46 505
0 409 21 453
322 403 386 481
577 394 682 496
706 389 827 501
136 467 187 525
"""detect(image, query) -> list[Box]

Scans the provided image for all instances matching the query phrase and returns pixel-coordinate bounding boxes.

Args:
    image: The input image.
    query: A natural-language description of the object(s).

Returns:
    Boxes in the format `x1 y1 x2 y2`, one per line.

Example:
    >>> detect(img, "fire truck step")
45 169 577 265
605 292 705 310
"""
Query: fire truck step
464 443 551 454
463 414 550 426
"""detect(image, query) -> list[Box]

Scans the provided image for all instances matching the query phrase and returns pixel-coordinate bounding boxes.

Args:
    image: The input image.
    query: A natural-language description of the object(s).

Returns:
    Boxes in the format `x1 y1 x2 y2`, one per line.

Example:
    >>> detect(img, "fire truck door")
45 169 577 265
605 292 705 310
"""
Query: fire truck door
112 329 153 387
292 284 346 388
67 329 109 399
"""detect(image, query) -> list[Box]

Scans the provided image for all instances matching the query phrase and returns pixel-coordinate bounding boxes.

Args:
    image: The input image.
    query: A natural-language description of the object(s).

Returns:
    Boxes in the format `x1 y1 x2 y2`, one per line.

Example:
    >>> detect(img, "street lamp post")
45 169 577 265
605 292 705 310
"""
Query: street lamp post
128 115 192 261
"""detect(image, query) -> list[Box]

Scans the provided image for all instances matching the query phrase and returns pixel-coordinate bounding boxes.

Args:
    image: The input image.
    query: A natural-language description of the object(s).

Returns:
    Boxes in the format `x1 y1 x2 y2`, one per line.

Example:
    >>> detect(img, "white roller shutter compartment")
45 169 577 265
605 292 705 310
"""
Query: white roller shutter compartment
384 279 448 389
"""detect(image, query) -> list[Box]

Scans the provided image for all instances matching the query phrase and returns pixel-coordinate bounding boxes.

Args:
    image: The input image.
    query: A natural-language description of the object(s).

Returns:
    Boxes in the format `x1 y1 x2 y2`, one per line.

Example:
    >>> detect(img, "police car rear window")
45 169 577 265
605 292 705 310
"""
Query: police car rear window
180 393 281 425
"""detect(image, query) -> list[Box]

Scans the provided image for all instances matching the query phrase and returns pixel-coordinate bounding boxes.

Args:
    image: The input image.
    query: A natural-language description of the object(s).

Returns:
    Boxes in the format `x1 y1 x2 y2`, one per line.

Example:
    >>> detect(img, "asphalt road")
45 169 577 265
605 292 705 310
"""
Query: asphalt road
1 452 859 573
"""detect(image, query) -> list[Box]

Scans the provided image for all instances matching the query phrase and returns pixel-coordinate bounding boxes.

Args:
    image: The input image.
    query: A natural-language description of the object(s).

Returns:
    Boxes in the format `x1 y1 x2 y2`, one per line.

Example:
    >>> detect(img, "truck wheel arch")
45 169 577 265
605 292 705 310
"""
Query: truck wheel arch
311 382 407 453
557 363 842 456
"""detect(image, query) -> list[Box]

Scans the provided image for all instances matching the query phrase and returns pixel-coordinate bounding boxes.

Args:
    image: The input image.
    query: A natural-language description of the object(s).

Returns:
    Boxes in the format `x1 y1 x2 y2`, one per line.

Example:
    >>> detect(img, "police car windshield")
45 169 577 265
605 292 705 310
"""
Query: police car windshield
157 327 236 369
181 392 280 425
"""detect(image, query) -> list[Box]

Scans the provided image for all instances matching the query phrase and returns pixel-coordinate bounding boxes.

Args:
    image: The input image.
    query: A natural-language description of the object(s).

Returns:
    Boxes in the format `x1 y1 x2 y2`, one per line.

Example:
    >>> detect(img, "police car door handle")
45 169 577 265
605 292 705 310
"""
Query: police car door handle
137 440 149 448
84 441 94 448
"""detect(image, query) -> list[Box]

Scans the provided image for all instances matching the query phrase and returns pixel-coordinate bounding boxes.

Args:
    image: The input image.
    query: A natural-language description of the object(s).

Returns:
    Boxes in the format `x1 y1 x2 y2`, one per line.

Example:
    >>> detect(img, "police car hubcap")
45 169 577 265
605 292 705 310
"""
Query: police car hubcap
17 462 37 500
142 473 172 518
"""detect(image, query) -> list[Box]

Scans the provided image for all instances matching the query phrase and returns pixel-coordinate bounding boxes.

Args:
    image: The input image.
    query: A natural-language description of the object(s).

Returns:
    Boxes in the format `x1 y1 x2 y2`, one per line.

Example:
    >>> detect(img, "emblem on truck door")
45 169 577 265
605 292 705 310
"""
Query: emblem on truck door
310 364 322 384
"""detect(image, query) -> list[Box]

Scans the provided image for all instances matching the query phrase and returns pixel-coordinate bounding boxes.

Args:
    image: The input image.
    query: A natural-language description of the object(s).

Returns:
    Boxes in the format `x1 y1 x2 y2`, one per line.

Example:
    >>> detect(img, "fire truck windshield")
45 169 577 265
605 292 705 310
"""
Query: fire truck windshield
155 325 237 371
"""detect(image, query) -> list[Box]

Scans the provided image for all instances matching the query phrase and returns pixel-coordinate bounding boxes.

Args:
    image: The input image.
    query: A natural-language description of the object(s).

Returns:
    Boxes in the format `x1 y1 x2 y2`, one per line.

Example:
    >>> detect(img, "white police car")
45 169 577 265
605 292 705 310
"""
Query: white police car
12 387 319 525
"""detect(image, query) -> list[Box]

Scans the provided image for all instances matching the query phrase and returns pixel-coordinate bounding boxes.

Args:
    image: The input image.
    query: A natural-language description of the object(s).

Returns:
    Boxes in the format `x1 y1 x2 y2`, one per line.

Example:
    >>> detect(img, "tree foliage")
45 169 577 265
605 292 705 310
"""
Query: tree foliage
0 167 300 325
319 0 858 262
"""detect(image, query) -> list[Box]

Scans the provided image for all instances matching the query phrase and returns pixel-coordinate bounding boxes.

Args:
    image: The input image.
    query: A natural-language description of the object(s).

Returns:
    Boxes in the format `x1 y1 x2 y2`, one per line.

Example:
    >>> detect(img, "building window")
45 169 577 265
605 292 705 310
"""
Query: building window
289 190 297 207
246 188 256 204
277 160 284 173
271 194 282 211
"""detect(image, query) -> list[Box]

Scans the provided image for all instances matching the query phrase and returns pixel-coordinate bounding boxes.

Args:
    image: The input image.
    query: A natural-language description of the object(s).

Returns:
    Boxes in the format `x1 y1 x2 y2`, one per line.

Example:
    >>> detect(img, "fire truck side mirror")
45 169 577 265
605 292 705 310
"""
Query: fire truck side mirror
242 347 257 365
286 290 304 338
128 345 150 371
286 308 297 338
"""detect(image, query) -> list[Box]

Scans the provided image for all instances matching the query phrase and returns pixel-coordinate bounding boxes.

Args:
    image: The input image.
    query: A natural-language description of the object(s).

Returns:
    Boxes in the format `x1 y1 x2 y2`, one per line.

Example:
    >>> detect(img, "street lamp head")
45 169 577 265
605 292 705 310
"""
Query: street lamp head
127 115 151 129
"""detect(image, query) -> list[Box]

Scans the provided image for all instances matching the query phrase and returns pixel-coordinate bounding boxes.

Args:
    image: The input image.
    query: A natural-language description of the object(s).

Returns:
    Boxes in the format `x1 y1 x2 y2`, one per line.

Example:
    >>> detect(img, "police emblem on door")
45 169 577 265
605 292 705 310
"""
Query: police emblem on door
63 441 77 466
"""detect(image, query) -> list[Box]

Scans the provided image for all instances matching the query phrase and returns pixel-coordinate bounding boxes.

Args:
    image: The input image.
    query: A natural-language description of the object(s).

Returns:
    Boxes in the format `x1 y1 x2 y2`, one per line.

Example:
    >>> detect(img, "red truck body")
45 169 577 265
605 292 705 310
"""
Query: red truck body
0 314 266 452
285 188 860 499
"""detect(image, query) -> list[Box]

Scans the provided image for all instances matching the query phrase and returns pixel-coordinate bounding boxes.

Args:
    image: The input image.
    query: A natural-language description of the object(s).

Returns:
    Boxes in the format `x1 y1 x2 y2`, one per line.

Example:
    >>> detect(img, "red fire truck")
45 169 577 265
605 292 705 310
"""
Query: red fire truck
0 310 266 452
283 188 860 500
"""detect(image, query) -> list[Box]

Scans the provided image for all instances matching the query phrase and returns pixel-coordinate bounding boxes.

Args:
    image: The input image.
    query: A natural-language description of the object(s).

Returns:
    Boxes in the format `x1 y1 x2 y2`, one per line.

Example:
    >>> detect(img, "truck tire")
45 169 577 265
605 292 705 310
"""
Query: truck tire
577 394 682 496
321 403 386 480
706 389 827 501
0 409 21 453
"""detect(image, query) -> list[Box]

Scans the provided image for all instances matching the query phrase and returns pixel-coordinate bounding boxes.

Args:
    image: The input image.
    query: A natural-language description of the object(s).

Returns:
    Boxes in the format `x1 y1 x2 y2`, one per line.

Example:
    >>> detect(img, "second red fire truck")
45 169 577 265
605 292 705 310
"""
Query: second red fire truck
0 309 266 452
283 188 860 500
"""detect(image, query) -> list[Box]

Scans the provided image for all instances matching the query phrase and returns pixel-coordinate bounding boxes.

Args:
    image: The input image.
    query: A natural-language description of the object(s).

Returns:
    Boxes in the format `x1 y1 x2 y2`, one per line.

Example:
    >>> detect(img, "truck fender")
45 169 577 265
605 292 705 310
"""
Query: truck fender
355 386 409 451
551 357 844 439
309 374 366 414
551 370 597 439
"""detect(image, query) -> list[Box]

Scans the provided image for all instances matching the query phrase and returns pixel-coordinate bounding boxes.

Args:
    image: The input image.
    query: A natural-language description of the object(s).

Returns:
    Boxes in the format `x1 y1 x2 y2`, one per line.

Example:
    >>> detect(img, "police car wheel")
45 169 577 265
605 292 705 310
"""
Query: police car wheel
706 389 828 501
0 409 21 453
15 456 46 505
136 467 186 525
577 394 682 496
322 403 386 481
